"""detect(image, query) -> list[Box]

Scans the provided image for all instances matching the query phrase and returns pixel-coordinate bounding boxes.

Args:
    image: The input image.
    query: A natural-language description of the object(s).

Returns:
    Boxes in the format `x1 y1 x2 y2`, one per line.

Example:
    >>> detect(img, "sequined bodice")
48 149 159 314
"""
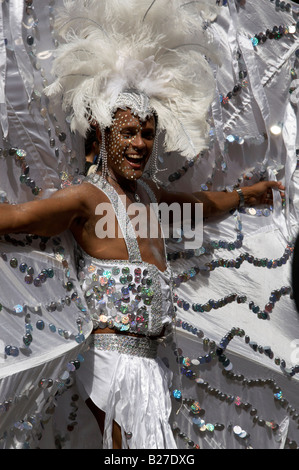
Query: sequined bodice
76 174 173 336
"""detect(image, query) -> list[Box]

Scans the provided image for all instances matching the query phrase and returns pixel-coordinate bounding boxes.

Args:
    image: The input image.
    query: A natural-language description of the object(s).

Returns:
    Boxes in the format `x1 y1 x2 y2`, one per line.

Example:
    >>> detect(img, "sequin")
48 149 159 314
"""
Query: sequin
10 258 18 268
75 333 85 344
23 333 32 347
233 425 243 435
39 378 49 389
274 391 283 400
26 266 34 275
173 389 182 399
234 396 242 406
248 207 257 215
49 323 56 333
120 275 128 284
103 270 112 279
193 417 205 427
36 320 45 330
5 345 19 357
19 263 27 273
182 357 191 367
13 305 23 314
27 35 34 45
88 265 97 273
262 208 271 217
16 149 26 157
206 424 215 432
100 276 109 286
270 124 282 135
190 401 201 414
47 268 54 278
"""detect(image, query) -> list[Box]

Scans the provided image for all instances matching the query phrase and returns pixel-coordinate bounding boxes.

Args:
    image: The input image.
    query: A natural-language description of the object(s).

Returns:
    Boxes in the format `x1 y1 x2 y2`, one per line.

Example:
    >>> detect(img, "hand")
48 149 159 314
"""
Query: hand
241 181 285 206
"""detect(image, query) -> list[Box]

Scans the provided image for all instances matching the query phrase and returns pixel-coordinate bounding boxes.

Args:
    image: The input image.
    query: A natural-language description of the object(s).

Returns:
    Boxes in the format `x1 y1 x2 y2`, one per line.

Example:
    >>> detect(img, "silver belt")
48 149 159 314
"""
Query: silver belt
91 334 159 358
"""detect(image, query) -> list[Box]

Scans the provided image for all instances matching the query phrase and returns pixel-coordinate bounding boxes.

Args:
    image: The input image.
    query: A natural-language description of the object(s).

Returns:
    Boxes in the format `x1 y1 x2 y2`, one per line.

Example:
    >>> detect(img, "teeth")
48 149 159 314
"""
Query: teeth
126 155 143 160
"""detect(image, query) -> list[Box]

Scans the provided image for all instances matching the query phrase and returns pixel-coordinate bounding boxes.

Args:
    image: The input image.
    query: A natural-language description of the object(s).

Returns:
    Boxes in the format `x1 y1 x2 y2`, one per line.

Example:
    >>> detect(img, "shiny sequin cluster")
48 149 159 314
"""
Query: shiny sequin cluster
173 285 291 321
220 73 248 106
220 50 249 106
4 304 84 359
0 147 41 196
171 322 299 447
175 318 299 379
167 151 203 184
170 241 293 294
269 1 292 13
251 23 298 47
168 210 243 261
8 255 54 286
167 230 244 262
79 259 162 336
1 238 89 359
0 351 85 446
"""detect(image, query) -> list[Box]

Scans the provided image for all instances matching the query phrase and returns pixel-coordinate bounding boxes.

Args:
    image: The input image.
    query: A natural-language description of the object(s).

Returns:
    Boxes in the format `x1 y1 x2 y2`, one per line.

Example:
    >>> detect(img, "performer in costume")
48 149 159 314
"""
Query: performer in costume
1 0 298 451
0 0 284 449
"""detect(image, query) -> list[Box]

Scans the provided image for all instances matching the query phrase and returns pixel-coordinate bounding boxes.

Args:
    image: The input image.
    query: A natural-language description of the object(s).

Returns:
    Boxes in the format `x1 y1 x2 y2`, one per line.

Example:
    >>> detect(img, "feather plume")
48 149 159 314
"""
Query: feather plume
45 0 219 159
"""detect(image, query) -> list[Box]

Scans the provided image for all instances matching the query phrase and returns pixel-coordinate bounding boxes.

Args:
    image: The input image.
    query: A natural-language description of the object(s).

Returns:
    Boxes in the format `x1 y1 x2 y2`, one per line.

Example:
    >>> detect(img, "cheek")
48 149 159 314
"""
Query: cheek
108 133 127 160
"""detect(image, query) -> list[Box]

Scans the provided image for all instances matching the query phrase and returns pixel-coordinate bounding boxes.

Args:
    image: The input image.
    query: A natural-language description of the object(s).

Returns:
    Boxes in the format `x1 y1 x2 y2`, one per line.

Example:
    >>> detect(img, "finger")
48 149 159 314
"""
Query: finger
266 181 282 190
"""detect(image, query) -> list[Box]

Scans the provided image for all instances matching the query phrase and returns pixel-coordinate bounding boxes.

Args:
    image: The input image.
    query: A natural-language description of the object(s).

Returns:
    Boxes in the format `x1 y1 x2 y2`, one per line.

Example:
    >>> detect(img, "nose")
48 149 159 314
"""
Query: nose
131 132 146 149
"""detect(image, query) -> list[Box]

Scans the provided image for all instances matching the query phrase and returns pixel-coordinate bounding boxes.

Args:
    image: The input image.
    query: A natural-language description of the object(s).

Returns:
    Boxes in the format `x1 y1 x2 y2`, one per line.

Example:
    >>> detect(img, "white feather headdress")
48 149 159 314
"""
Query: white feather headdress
45 0 219 159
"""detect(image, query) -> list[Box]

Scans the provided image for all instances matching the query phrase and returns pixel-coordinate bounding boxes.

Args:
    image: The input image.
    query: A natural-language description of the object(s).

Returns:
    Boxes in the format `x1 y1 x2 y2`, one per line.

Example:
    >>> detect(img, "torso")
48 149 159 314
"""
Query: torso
72 174 172 337
70 175 167 272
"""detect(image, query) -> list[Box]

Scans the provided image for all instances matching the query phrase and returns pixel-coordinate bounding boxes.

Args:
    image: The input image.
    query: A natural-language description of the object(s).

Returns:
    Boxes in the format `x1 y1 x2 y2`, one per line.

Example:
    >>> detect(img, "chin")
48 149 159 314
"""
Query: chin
122 166 146 180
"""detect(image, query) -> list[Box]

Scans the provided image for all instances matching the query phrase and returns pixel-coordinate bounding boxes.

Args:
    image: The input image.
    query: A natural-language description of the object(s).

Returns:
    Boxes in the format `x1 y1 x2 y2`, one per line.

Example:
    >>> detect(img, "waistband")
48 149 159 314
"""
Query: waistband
90 334 159 358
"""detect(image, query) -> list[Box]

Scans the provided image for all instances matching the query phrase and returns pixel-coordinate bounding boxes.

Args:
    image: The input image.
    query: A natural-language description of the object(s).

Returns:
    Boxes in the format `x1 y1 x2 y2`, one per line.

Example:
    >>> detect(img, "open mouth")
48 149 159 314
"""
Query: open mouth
125 154 145 169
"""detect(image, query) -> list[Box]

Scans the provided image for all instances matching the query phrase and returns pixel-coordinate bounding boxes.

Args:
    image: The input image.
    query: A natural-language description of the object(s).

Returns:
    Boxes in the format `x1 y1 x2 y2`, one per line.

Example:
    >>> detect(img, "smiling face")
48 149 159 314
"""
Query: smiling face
104 108 156 183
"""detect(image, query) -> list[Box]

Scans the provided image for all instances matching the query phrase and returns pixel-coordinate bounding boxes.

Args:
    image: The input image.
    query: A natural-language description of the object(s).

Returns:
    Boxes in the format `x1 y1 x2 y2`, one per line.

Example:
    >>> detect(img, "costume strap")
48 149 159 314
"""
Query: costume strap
85 174 143 263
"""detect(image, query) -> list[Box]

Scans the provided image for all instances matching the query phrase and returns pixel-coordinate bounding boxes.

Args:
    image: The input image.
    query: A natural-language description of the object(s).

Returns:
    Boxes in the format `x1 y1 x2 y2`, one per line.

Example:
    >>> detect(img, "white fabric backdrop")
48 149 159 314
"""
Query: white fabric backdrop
0 0 299 449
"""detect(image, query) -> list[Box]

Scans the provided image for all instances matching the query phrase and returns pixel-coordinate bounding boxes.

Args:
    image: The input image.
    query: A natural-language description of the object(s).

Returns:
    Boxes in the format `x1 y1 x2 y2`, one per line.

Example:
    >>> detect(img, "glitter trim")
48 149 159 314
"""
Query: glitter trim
85 174 142 263
91 333 159 358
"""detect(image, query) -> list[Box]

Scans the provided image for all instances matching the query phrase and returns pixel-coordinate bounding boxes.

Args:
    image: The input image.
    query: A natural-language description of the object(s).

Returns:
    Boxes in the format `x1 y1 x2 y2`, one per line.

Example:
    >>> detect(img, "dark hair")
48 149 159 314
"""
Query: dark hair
85 126 98 155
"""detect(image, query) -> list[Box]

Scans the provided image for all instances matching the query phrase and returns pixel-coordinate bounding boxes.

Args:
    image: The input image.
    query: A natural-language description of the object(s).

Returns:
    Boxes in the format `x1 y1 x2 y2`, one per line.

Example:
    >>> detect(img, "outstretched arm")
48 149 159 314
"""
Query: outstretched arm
155 180 285 219
0 185 89 237
193 181 285 218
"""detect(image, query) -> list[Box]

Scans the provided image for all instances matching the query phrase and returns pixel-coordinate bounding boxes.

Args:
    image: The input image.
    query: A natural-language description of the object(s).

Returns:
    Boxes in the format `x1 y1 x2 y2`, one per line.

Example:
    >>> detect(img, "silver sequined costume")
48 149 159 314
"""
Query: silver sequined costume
76 174 176 449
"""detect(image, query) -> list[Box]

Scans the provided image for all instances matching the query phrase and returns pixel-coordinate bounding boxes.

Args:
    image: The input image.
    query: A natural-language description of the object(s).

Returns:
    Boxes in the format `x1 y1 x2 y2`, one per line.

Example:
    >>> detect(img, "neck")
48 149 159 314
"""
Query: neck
107 171 139 195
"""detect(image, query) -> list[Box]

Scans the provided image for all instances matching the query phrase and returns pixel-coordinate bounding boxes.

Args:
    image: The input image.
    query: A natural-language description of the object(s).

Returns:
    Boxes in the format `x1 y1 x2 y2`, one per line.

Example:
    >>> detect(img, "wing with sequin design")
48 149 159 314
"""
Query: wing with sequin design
0 0 94 449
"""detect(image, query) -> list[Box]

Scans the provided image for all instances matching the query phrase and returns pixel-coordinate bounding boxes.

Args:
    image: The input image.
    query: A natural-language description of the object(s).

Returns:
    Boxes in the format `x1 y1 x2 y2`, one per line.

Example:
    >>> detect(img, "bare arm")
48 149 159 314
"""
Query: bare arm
0 185 89 237
193 181 285 218
151 180 285 218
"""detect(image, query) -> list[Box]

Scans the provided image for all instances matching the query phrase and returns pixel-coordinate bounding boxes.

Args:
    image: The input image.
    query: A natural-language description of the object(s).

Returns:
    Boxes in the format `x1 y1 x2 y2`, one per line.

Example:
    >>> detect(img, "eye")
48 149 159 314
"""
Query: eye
142 131 155 140
121 130 136 139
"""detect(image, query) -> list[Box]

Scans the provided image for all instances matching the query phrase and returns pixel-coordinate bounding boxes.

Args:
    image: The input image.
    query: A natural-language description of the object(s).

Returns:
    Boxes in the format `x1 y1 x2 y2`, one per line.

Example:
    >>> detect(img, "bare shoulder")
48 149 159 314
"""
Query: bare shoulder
49 180 108 207
142 177 166 203
142 176 198 205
